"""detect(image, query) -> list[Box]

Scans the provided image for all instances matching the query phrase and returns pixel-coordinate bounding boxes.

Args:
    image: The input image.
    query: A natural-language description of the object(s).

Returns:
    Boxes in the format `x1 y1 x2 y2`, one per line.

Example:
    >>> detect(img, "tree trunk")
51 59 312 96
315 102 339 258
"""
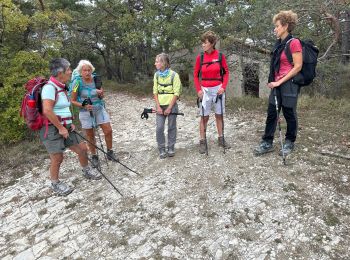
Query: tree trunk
341 10 350 63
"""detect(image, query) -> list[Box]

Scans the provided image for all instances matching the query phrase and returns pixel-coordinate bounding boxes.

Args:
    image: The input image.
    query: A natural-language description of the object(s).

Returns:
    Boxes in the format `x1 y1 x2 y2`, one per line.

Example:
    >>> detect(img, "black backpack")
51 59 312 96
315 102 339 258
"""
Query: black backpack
198 51 226 82
285 38 319 86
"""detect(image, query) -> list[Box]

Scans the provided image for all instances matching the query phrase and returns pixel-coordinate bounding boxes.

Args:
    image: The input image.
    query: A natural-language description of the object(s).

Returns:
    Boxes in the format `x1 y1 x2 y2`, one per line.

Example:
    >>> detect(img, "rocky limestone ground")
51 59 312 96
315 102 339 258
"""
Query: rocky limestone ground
1 92 350 260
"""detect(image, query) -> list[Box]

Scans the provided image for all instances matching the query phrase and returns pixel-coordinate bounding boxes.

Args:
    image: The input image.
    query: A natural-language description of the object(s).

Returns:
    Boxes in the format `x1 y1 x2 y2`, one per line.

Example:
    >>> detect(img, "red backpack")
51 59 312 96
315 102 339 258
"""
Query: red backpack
20 77 66 133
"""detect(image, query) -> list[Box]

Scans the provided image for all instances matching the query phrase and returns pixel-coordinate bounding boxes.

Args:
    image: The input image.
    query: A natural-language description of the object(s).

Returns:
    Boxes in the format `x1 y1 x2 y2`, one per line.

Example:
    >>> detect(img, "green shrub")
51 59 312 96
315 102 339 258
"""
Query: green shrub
0 86 26 143
0 51 49 144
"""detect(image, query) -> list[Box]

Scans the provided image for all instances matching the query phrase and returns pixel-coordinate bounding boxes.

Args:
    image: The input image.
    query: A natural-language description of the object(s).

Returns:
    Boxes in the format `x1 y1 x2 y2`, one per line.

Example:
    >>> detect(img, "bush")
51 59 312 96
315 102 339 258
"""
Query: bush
0 86 27 143
0 51 49 144
304 62 350 98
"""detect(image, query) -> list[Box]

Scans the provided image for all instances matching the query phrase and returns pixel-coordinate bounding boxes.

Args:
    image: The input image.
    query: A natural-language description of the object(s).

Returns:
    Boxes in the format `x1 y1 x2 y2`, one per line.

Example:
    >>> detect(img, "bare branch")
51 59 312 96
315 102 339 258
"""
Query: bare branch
320 150 350 160
38 0 45 11
318 11 341 60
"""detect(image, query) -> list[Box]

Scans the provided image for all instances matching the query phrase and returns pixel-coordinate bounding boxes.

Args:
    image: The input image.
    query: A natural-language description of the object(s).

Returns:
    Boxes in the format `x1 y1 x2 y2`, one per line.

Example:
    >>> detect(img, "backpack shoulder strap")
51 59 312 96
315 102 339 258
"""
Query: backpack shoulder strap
218 52 223 72
198 52 204 78
156 71 159 85
72 76 82 93
170 71 176 85
46 82 67 104
285 38 296 65
200 52 204 66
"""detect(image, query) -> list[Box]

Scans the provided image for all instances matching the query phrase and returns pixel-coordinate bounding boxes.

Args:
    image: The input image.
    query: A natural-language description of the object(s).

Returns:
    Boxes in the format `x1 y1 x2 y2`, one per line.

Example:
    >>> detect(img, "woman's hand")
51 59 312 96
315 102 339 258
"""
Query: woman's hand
59 126 69 139
164 107 172 116
96 88 104 98
156 106 163 115
267 81 281 89
85 104 94 111
217 87 225 95
197 90 203 100
70 124 76 132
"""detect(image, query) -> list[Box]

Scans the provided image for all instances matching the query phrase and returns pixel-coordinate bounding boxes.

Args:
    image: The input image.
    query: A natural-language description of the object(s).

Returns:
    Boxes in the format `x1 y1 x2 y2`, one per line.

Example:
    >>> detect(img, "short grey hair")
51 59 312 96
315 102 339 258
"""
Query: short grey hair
76 59 95 74
49 58 71 76
156 53 170 69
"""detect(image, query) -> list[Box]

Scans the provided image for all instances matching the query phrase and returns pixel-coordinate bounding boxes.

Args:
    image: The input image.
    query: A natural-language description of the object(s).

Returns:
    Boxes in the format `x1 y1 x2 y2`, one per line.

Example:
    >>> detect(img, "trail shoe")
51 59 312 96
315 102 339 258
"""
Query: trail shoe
51 181 74 196
159 148 167 159
199 139 207 154
254 141 274 156
218 136 231 149
107 149 119 162
279 140 295 156
82 166 102 180
91 154 100 168
168 146 175 157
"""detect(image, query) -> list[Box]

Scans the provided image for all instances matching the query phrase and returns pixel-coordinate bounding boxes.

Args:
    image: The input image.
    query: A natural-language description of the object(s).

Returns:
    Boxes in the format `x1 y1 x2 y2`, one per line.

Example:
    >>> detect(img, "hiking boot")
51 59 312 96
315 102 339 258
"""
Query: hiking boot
218 136 231 149
91 154 100 168
51 180 74 196
159 148 167 159
107 149 119 162
82 166 102 180
279 140 294 156
254 141 274 156
168 146 175 157
199 139 207 154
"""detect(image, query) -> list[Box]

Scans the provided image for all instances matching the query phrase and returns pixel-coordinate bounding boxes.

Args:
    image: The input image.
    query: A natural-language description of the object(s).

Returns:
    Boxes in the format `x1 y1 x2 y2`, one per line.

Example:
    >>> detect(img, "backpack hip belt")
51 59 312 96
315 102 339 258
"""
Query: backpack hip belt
47 116 73 127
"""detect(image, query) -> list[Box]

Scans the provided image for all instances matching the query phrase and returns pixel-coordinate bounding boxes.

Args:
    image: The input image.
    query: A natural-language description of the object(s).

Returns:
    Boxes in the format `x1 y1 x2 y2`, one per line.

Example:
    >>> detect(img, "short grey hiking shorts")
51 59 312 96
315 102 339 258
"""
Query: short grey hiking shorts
39 124 82 154
199 85 225 116
79 107 110 129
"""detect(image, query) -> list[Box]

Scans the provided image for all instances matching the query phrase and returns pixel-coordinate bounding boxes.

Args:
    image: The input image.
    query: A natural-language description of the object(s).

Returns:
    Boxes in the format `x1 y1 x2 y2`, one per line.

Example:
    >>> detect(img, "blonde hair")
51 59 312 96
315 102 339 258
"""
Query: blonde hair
201 31 218 49
76 59 95 74
273 10 298 33
156 53 170 69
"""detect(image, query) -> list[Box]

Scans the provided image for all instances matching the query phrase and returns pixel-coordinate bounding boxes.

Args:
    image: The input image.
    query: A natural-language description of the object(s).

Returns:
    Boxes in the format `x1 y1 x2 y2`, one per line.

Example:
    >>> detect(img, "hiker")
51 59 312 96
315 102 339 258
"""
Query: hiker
153 53 182 158
254 10 303 156
193 30 230 154
70 60 117 168
40 58 101 196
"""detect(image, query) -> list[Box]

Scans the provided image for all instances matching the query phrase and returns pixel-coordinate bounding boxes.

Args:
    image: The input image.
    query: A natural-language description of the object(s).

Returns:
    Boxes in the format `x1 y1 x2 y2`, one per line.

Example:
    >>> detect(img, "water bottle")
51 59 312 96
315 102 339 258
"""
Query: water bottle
28 96 36 108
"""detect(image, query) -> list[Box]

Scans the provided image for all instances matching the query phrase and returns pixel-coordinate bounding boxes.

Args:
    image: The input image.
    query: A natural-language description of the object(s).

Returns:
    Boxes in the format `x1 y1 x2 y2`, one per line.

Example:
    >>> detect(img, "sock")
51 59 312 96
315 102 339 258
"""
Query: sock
51 179 59 184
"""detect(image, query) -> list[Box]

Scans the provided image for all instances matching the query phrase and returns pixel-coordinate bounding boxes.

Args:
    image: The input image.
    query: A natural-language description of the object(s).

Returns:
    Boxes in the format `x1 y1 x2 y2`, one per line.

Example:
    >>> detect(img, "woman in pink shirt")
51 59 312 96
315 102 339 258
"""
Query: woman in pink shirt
193 31 230 154
254 10 303 156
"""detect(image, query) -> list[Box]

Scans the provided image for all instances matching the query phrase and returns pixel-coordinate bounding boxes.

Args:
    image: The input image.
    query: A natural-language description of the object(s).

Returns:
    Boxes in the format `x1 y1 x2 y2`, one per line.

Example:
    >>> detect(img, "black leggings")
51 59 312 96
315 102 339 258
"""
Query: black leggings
262 103 298 143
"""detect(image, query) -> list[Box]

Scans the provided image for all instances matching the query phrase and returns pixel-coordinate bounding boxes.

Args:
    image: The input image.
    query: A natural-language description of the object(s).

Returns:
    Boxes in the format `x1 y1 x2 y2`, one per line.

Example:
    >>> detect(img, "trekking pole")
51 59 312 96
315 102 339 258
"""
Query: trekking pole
273 88 286 165
198 98 208 156
218 94 226 154
85 155 123 196
73 130 141 175
86 98 109 166
141 108 184 119
68 135 123 196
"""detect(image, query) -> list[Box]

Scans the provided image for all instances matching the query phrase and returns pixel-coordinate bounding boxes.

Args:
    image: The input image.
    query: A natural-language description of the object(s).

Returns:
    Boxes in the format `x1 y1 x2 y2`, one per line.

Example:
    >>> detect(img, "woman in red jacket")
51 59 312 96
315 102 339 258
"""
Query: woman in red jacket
193 31 230 154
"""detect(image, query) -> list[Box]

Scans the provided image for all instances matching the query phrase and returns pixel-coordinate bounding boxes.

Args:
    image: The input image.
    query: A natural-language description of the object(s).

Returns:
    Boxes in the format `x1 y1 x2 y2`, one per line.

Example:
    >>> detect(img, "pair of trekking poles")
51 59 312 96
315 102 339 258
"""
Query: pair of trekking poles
73 98 141 196
140 108 184 119
198 94 226 156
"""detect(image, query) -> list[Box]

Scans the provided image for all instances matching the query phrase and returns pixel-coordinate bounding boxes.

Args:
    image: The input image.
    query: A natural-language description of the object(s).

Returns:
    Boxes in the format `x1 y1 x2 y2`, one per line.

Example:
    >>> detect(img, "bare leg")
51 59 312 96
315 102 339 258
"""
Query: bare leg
84 128 96 154
215 114 223 137
100 123 113 150
199 116 209 140
49 153 63 181
69 142 89 167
